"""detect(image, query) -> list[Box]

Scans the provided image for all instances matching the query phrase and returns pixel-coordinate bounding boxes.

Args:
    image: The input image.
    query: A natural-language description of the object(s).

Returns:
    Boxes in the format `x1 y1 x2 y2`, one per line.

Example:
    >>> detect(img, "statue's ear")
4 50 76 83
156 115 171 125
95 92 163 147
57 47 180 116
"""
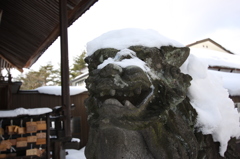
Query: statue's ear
160 46 190 67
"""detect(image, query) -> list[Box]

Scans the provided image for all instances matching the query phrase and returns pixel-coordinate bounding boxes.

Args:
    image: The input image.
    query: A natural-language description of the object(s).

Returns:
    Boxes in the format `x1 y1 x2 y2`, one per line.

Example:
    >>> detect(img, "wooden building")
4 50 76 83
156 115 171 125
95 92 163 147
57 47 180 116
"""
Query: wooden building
186 38 233 54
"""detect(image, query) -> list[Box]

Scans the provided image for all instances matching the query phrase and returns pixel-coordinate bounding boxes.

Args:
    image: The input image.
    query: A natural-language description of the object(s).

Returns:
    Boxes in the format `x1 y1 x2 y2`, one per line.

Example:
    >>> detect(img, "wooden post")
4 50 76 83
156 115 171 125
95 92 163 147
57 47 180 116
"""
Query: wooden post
7 66 12 109
46 114 50 159
59 0 72 140
57 1 71 158
53 141 66 159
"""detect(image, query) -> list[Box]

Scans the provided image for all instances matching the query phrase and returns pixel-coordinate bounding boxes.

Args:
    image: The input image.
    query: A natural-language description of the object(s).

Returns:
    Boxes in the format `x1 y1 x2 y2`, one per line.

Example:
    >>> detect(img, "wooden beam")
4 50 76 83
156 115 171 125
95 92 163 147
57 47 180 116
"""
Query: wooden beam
59 0 71 140
209 66 240 72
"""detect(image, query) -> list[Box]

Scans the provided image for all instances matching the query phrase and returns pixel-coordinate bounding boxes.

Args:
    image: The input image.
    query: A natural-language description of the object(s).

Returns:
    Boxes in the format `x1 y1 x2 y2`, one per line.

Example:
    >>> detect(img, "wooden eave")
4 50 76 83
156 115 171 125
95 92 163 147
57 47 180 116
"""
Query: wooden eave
0 0 98 71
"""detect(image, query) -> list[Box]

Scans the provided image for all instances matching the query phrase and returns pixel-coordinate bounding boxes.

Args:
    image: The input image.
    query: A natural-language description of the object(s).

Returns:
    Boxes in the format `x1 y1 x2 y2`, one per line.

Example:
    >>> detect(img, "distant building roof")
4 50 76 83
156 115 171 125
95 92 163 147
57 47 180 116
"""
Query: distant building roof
186 38 233 54
71 71 89 83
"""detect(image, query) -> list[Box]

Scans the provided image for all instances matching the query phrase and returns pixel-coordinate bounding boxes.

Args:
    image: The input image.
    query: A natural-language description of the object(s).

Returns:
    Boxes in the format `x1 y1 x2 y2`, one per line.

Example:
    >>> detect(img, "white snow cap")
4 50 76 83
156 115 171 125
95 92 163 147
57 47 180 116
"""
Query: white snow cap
35 86 87 96
87 28 183 56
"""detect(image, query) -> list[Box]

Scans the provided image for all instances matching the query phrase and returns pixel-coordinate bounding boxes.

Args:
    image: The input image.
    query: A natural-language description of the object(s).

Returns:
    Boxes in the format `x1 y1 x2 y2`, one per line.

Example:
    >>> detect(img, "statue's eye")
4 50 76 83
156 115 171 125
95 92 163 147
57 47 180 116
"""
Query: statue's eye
99 55 104 63
99 54 116 63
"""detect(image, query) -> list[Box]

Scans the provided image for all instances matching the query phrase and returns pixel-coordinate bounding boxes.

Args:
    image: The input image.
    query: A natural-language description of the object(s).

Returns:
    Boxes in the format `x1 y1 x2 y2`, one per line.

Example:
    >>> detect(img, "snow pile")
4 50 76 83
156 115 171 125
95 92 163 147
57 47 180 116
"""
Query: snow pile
0 107 52 117
87 28 183 56
180 54 240 156
35 86 87 96
209 70 240 96
71 138 80 143
87 28 240 156
66 147 86 159
189 47 240 96
190 48 240 69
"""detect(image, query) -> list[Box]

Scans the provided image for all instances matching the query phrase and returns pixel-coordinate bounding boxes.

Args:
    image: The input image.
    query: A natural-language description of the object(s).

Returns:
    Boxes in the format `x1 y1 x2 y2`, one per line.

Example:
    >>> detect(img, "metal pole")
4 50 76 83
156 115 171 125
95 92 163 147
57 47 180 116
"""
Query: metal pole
59 0 71 139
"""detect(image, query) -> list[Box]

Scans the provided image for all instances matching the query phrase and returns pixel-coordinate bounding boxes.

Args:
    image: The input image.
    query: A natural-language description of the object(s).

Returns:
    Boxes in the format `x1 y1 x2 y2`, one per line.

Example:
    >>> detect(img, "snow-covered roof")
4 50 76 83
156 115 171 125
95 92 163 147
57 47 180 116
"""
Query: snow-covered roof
0 107 52 117
190 48 240 69
86 28 183 56
35 86 87 96
71 71 89 83
209 70 240 96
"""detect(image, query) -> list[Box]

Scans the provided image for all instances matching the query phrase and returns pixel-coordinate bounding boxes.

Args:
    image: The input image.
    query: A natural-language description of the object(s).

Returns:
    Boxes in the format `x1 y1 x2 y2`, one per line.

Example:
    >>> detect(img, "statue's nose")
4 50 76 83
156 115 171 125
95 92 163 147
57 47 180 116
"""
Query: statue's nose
99 63 123 78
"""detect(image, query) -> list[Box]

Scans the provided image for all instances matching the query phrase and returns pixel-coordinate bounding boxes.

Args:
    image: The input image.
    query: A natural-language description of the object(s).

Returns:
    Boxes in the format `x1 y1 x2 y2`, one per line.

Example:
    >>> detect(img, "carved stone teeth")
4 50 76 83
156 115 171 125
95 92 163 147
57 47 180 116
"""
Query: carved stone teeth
134 88 141 95
104 98 123 107
109 89 116 96
124 100 135 109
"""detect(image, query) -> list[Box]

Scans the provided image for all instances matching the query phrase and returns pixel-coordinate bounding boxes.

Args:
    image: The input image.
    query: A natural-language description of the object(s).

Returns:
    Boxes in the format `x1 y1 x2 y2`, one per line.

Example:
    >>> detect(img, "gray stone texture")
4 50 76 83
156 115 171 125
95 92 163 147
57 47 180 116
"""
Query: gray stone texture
84 46 240 159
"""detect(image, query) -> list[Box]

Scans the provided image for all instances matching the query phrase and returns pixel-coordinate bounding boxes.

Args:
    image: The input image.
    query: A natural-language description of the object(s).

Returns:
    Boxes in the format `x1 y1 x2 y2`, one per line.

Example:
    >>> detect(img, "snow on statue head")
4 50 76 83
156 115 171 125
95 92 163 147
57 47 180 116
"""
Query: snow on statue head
84 28 240 159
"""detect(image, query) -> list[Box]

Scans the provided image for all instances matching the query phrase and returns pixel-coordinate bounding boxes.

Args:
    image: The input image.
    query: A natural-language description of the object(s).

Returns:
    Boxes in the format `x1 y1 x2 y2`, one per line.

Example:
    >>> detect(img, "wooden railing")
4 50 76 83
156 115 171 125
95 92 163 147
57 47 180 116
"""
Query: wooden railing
0 106 83 159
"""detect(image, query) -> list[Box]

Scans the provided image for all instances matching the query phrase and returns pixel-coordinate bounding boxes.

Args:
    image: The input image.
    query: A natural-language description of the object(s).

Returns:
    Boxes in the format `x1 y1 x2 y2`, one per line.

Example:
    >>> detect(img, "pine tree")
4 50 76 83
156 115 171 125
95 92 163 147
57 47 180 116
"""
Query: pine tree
16 62 60 90
70 51 87 79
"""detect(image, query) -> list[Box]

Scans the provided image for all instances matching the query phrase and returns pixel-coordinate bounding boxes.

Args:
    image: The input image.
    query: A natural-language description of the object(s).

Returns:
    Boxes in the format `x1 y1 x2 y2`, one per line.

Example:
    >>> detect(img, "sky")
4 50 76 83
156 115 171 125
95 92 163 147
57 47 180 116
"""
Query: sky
10 0 240 77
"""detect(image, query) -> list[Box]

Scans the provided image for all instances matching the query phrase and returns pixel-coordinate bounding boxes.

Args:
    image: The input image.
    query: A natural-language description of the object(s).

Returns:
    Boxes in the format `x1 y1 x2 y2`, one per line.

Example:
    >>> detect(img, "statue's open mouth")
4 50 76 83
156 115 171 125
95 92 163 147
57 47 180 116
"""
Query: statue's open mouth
86 65 154 109
98 87 153 108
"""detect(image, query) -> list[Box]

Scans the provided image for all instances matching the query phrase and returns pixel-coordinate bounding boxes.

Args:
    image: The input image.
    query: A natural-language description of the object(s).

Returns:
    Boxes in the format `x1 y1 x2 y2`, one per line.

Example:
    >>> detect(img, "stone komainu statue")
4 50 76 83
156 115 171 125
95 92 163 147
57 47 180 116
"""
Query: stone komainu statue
84 45 240 159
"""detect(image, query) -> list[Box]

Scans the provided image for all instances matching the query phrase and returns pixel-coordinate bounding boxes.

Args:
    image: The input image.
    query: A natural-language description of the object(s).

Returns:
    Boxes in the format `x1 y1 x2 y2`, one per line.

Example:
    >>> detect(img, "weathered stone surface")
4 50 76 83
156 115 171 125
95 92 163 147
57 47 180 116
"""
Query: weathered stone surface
84 46 240 159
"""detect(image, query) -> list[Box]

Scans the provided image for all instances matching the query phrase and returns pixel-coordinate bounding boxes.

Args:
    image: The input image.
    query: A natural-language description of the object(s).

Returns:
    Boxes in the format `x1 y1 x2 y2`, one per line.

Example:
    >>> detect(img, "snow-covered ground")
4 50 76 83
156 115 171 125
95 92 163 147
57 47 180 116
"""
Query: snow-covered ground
66 148 86 159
